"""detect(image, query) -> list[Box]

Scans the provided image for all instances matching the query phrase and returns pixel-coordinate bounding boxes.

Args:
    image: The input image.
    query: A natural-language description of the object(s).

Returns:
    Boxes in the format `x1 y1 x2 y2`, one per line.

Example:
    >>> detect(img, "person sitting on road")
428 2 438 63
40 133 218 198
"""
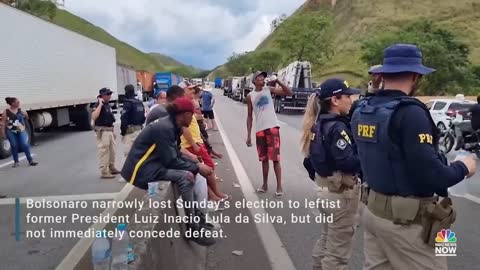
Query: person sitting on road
179 81 230 202
1 97 38 167
121 97 215 246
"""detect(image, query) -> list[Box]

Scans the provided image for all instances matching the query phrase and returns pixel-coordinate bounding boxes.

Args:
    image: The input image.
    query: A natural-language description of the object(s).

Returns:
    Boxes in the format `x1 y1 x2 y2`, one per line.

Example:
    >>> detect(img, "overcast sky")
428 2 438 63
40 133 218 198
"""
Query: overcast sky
64 0 306 69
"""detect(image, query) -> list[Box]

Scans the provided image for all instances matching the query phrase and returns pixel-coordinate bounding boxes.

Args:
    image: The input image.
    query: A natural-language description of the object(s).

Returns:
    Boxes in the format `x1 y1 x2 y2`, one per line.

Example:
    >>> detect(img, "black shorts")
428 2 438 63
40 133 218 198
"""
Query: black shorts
202 110 215 119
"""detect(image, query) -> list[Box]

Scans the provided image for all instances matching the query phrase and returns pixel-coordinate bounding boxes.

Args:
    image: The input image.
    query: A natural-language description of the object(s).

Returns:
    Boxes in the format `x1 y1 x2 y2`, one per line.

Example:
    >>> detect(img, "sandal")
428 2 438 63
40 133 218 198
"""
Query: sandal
256 188 267 193
275 192 284 198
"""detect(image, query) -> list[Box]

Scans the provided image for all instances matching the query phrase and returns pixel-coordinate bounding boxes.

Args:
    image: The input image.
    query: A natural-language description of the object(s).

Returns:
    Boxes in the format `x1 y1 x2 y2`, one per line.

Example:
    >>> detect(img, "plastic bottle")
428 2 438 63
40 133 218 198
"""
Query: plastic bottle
454 150 470 161
91 232 110 270
111 224 129 270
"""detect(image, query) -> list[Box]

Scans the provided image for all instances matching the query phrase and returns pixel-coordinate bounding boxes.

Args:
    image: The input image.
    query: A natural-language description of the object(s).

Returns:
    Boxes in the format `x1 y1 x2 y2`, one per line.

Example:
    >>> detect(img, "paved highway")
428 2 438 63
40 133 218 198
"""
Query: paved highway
1 91 480 270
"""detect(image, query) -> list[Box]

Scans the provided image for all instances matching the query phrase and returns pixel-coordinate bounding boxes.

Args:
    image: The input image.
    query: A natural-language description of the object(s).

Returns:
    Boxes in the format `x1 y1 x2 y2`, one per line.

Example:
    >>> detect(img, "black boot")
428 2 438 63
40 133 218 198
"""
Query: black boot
184 207 216 246
195 209 215 230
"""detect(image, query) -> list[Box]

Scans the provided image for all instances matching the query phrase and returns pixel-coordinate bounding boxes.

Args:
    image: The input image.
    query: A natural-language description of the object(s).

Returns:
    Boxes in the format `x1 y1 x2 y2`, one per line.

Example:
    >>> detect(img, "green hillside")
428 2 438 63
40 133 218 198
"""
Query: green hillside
50 9 199 73
256 0 480 85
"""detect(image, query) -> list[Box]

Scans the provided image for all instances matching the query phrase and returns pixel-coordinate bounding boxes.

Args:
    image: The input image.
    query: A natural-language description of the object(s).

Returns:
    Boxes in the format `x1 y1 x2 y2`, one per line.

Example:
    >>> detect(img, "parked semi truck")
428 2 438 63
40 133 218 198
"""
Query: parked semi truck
230 77 243 100
214 77 223 88
0 3 118 159
154 72 182 96
273 61 313 113
241 73 255 103
116 64 137 102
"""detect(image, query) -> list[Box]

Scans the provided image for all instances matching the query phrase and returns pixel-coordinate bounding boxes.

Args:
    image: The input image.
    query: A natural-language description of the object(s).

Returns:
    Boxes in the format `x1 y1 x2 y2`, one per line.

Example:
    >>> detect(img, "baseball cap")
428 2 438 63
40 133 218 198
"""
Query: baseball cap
253 71 268 82
178 81 195 89
316 78 361 99
368 65 383 74
173 97 194 113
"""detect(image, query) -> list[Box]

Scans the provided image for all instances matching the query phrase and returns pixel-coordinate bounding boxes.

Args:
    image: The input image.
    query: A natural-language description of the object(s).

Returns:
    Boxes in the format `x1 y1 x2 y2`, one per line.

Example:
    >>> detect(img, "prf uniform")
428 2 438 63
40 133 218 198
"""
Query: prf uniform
120 97 145 157
93 100 118 178
351 90 468 269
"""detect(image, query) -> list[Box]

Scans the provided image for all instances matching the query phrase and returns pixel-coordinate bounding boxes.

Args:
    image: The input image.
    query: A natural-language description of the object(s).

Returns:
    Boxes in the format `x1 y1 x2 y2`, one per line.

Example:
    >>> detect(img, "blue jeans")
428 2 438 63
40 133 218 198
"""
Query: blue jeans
6 129 33 163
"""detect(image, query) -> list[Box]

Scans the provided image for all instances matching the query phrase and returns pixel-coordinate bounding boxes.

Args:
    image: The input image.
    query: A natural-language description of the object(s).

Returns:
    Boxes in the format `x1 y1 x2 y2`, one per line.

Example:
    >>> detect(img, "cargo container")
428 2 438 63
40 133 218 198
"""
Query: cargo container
116 64 137 103
154 72 181 96
136 70 154 93
0 3 117 159
214 77 222 88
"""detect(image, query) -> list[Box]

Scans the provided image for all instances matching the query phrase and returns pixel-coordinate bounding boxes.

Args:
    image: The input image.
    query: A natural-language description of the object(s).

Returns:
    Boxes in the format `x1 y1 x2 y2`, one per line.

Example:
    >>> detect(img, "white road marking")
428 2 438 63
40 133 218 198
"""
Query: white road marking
278 120 288 126
214 108 297 270
0 192 119 205
450 192 480 204
0 154 37 169
55 184 134 270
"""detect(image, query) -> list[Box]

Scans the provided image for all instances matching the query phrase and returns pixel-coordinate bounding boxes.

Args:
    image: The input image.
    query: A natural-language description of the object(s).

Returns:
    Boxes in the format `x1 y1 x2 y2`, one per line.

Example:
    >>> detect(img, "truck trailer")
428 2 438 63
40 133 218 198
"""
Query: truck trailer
0 3 118 159
214 77 222 88
274 61 313 113
154 72 182 96
116 64 137 102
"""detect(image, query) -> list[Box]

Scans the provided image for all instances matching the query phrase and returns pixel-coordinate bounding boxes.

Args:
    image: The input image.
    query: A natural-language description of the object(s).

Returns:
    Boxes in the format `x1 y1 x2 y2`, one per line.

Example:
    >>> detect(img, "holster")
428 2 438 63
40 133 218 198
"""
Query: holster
94 126 114 139
420 197 456 247
321 172 357 193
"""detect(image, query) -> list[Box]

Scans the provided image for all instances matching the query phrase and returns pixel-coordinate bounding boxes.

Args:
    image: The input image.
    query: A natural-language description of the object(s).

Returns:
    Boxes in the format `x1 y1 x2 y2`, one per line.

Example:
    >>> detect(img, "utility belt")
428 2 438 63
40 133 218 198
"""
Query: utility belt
367 190 456 247
126 125 142 134
94 126 114 139
316 171 358 193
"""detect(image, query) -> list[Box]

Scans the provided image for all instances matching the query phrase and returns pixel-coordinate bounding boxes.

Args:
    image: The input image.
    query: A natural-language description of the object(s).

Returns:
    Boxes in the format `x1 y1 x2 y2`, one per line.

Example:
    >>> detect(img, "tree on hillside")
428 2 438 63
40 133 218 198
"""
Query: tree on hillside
275 12 333 66
361 20 473 95
225 52 254 75
249 49 283 73
15 0 57 20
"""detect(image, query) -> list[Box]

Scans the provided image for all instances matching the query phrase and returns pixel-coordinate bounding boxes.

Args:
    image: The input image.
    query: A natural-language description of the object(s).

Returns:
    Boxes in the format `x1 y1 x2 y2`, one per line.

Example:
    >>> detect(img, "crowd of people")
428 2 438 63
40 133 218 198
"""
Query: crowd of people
91 80 229 246
2 42 479 267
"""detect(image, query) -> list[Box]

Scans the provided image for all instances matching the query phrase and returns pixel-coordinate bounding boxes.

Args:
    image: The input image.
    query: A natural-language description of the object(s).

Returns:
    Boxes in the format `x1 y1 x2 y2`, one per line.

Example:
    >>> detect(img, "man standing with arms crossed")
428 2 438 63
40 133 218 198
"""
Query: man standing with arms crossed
246 71 292 197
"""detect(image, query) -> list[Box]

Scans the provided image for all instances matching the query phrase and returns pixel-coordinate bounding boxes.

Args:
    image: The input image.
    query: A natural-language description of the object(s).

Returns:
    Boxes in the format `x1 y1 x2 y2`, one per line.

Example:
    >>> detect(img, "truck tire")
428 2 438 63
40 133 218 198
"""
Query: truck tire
70 105 93 131
0 138 11 159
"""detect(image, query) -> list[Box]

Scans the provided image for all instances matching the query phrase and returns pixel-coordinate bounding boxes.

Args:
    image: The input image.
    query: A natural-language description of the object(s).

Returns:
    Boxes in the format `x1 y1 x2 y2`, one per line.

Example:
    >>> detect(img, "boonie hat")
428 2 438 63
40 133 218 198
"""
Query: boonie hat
316 78 361 99
370 44 436 75
97 87 113 98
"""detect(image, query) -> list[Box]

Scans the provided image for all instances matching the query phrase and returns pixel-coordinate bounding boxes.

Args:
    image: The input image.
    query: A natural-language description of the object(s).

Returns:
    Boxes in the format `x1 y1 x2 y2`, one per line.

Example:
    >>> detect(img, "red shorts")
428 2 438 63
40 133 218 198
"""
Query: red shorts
187 143 215 169
256 127 281 162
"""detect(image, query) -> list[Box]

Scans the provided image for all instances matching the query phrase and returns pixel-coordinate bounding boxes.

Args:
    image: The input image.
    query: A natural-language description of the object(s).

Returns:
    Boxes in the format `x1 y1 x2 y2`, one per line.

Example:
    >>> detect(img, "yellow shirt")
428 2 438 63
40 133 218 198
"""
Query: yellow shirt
180 115 203 149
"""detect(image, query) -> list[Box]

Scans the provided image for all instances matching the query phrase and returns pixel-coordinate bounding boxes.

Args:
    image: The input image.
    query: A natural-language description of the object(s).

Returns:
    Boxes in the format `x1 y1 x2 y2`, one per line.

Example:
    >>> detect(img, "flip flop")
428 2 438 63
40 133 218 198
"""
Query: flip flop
256 188 267 193
275 192 284 198
220 195 232 202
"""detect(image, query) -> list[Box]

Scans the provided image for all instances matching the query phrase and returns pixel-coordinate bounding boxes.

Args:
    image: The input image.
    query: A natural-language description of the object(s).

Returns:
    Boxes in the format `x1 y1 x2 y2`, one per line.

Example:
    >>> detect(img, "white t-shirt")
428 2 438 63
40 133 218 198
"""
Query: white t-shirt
248 86 279 133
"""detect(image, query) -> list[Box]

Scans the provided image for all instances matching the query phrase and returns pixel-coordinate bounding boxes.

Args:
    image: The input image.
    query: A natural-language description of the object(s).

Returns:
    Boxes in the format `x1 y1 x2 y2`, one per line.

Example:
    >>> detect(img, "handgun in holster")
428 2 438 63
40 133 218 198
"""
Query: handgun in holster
420 197 456 247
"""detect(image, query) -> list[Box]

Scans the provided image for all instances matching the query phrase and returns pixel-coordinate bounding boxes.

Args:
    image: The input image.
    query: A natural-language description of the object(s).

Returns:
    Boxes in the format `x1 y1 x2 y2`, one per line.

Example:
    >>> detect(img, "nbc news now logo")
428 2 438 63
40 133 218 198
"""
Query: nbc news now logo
435 229 457 257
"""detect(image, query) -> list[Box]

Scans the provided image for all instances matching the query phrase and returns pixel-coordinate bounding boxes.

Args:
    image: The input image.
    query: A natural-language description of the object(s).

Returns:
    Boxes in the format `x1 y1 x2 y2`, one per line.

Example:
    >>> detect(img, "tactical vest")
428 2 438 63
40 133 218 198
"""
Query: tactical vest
124 98 146 126
95 103 115 127
309 114 349 177
351 96 441 197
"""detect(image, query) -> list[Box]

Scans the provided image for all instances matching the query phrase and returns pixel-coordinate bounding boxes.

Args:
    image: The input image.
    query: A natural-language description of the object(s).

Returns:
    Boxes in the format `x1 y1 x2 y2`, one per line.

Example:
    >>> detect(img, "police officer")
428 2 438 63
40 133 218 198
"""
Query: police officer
92 87 119 179
348 64 383 119
301 78 361 270
120 84 146 157
351 44 476 270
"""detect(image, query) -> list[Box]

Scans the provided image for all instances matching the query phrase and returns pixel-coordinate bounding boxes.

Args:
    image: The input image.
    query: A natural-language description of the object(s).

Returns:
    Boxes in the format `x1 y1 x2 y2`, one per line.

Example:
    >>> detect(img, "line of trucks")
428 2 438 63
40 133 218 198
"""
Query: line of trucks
221 61 315 113
0 3 186 159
